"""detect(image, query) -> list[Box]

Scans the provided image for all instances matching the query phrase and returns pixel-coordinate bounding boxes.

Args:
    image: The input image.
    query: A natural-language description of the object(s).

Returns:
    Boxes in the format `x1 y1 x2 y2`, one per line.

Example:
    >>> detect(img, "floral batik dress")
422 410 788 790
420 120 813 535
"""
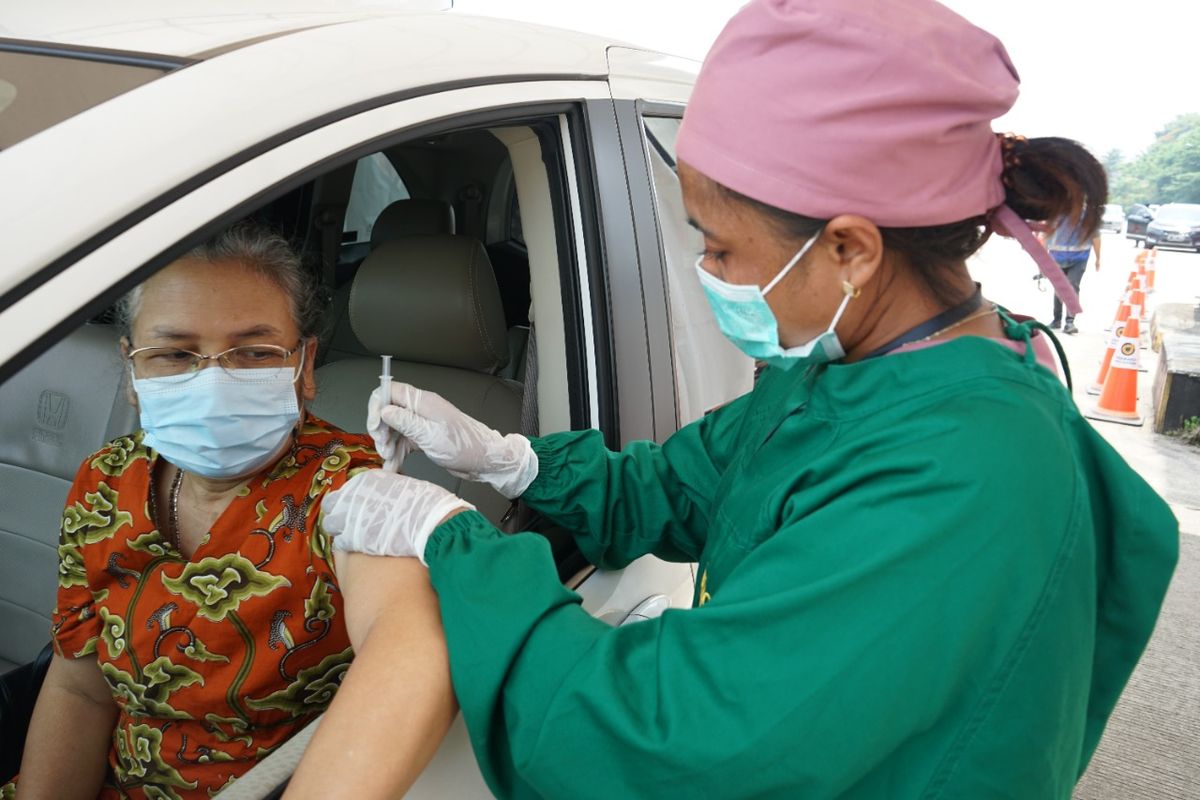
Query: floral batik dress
3 414 379 799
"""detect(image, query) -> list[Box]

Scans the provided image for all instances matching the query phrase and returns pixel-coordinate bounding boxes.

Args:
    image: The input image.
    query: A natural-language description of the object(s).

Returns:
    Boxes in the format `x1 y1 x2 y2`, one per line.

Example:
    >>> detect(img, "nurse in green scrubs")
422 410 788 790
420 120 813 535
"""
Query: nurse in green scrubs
317 0 1179 797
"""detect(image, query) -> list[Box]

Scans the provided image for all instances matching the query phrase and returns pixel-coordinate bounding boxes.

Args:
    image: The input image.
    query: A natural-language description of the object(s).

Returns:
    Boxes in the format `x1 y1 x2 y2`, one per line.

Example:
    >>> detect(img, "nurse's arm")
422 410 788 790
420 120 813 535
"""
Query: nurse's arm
285 554 457 800
426 444 1174 798
16 653 119 800
522 391 752 569
428 506 975 798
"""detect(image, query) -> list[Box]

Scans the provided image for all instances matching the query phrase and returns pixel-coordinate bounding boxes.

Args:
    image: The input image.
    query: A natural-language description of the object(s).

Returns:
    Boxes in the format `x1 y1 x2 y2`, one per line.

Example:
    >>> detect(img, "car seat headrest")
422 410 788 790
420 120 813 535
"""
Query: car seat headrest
370 199 455 249
349 235 510 374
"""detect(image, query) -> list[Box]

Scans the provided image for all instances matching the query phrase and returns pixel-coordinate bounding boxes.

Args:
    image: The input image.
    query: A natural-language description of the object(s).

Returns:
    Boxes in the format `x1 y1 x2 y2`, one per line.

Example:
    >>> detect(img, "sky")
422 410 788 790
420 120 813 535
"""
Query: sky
453 0 1200 160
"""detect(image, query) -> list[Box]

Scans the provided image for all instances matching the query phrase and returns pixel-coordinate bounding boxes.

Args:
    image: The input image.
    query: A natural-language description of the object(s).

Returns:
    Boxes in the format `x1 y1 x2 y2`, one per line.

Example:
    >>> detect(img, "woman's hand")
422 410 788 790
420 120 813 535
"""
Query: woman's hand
324 470 474 564
368 382 538 499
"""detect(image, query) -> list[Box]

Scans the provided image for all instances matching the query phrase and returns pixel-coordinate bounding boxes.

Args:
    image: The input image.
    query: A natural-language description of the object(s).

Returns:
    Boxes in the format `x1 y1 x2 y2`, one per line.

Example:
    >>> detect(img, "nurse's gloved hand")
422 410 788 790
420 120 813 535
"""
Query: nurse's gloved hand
324 470 474 565
367 386 415 472
369 382 538 500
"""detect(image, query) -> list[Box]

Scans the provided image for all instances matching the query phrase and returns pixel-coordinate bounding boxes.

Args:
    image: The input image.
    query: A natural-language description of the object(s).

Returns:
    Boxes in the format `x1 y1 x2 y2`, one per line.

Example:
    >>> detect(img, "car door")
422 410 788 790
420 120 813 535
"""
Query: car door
607 47 756 436
0 51 695 800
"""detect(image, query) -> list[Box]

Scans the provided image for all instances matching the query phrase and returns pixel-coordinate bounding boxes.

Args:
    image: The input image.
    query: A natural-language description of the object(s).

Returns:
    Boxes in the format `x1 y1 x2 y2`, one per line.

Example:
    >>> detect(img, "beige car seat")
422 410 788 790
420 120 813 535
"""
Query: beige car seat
323 199 455 364
0 324 137 672
310 234 521 523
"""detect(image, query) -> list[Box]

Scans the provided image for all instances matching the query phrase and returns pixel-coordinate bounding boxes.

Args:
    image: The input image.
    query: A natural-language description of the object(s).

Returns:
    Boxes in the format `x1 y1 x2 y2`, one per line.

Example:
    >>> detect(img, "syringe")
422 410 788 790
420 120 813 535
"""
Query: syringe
379 354 393 401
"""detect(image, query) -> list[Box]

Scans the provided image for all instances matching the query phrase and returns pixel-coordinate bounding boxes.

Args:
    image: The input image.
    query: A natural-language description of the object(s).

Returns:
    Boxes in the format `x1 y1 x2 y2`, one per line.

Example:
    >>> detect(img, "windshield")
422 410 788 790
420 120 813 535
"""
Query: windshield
1154 205 1200 224
0 45 177 150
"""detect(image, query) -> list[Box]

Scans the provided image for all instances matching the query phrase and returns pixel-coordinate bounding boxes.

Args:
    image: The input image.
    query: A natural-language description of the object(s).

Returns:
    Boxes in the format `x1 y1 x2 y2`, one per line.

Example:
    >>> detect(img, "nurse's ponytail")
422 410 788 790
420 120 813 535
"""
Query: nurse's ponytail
998 136 1108 240
713 135 1107 307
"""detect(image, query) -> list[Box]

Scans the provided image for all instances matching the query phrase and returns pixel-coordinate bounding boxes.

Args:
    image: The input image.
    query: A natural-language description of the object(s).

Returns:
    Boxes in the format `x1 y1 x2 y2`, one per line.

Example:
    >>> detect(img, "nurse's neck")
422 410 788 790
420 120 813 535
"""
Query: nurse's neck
839 263 1001 363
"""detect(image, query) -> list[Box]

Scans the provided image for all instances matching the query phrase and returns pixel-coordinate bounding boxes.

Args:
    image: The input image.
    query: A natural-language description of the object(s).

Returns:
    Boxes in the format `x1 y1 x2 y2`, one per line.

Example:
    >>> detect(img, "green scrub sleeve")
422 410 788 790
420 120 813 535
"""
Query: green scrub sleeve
519 397 749 568
425 431 1154 799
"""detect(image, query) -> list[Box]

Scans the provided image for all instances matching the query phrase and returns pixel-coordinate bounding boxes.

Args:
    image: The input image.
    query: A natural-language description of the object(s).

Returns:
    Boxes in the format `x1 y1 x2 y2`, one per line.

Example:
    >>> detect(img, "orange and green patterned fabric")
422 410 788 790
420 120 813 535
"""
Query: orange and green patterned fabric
4 414 378 799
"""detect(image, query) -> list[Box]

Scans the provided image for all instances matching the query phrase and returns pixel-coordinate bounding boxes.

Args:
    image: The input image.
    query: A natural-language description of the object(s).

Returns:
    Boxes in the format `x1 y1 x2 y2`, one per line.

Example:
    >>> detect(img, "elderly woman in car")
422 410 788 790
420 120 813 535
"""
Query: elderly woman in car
6 223 454 800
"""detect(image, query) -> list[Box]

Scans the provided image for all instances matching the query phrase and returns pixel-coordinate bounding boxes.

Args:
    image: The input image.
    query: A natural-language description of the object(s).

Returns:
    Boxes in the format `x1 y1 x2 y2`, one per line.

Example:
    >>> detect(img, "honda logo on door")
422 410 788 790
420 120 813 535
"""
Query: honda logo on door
37 390 70 430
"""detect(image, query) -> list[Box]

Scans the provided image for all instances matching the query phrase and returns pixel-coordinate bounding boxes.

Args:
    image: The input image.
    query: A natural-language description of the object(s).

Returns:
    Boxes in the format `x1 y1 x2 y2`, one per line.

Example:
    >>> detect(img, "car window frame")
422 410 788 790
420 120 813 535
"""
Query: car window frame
0 72 599 318
0 83 609 399
0 77 701 800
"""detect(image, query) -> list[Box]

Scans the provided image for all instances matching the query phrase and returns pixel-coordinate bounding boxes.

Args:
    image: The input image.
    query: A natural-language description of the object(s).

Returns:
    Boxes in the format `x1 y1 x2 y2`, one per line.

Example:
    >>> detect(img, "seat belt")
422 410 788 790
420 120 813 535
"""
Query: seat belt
503 321 539 535
312 206 342 288
210 717 321 799
457 184 483 239
519 322 539 437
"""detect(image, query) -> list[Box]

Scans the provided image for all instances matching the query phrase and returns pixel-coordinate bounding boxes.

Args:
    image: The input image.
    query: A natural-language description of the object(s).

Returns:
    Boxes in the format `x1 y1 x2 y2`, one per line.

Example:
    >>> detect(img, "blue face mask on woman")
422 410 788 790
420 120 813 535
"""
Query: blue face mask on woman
694 229 855 371
133 367 301 479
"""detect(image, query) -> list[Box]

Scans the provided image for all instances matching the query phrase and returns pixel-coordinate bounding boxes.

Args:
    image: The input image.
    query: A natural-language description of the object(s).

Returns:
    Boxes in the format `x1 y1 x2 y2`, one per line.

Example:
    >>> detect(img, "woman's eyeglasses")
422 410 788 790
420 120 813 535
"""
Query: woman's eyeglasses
126 343 305 381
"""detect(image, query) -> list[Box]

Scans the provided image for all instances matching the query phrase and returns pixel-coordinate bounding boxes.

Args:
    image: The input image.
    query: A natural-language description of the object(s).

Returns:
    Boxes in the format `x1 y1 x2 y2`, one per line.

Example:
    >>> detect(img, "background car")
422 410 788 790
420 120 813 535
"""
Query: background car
1144 203 1200 252
0 4 750 796
1125 203 1155 244
1100 203 1124 233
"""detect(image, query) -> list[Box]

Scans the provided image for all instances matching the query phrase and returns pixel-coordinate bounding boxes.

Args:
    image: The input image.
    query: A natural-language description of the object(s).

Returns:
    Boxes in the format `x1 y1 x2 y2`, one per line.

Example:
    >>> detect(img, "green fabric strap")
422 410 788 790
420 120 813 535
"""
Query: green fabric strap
998 306 1073 393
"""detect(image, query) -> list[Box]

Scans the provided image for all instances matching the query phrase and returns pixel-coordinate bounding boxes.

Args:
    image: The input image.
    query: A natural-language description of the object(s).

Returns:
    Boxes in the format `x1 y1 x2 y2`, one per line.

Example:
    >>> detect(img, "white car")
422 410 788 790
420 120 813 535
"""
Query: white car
1100 203 1123 234
0 3 752 796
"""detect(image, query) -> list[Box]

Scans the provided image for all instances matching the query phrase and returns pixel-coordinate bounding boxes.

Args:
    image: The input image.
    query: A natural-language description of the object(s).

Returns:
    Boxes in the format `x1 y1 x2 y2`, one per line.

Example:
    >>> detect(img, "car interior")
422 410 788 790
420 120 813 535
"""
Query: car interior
0 116 595 779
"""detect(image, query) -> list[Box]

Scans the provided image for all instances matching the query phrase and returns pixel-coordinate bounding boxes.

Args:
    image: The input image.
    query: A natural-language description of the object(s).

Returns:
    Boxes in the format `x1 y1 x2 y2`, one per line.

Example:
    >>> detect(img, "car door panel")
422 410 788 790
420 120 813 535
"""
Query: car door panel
0 78 695 796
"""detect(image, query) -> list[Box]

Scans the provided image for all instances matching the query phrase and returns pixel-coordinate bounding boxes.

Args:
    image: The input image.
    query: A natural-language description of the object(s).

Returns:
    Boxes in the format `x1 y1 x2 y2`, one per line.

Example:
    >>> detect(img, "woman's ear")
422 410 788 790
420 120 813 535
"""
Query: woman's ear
119 337 139 409
300 338 319 402
825 214 884 290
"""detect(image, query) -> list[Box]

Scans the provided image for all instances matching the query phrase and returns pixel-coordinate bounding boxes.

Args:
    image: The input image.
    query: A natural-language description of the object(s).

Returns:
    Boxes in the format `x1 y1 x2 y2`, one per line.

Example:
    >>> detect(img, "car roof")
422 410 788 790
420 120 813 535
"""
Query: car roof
1 0 457 59
2 6 699 297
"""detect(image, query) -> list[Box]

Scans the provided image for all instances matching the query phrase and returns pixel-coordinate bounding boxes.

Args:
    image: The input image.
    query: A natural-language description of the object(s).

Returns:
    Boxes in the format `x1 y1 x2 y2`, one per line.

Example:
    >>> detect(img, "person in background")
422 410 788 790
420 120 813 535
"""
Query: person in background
1044 212 1102 334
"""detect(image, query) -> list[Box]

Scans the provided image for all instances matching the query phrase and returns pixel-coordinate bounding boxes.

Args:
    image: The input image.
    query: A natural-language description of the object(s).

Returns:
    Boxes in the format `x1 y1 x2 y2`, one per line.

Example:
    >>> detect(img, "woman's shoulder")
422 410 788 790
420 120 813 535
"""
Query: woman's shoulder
817 335 1071 424
299 413 375 448
76 430 154 485
278 413 381 481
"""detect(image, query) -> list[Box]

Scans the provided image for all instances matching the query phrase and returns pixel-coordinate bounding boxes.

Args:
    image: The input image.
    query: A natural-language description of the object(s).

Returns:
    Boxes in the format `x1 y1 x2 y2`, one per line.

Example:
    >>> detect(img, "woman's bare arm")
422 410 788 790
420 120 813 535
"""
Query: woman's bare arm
17 654 119 800
285 554 457 799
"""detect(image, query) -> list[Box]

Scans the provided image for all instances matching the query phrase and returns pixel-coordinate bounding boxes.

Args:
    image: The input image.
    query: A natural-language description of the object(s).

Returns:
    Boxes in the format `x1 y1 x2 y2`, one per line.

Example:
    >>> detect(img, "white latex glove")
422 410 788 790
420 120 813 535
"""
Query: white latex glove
368 382 538 500
367 386 414 472
324 470 474 565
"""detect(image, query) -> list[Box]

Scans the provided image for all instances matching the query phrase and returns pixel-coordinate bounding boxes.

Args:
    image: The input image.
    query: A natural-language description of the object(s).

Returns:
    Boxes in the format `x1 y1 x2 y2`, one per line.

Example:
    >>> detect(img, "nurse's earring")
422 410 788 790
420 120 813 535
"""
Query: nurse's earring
842 280 862 298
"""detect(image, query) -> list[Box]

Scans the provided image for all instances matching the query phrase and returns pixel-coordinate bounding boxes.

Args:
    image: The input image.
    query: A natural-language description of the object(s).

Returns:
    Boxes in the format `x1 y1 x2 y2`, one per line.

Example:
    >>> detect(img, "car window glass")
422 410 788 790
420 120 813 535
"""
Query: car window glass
1155 205 1200 224
641 115 754 424
342 153 410 244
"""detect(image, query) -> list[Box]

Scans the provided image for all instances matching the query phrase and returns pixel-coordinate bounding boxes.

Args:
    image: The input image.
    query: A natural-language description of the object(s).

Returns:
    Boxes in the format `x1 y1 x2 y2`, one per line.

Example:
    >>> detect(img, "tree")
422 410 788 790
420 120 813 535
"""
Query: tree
1108 113 1200 207
1101 147 1123 176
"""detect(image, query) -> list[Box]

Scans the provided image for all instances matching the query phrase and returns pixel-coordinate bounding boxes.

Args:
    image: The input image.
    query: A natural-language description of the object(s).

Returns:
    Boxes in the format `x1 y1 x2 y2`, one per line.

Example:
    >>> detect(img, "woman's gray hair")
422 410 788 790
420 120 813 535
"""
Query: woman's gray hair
116 222 324 341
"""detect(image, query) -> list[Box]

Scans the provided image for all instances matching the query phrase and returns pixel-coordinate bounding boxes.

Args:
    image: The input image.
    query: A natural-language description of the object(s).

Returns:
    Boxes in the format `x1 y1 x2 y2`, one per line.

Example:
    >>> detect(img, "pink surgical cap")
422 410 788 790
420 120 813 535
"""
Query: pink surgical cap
677 0 1082 314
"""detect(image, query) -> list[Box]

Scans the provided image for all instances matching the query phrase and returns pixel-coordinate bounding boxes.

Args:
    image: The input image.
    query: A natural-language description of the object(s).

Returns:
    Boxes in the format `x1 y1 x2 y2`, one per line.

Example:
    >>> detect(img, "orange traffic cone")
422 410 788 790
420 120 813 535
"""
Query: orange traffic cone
1146 256 1157 294
1129 282 1147 323
1103 297 1125 333
1126 278 1151 360
1088 303 1131 395
1085 316 1144 426
1105 275 1137 333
